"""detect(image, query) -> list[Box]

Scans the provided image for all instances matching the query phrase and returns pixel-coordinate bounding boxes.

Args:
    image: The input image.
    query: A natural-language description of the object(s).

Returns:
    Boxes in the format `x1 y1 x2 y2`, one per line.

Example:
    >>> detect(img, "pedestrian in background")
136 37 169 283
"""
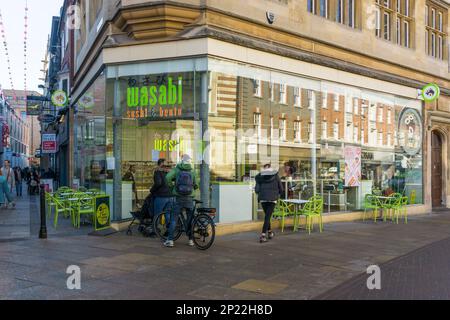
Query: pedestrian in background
14 167 23 197
0 168 16 209
255 164 284 243
1 160 15 198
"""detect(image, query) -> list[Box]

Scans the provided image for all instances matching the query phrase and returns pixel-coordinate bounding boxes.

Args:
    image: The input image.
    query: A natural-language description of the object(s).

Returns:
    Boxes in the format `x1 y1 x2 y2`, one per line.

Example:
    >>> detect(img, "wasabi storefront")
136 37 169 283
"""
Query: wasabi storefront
73 55 426 224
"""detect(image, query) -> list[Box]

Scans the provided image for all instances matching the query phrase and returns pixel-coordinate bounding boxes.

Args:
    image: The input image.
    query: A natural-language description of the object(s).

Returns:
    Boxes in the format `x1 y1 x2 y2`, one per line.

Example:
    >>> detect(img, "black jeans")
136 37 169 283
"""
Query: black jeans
261 202 276 234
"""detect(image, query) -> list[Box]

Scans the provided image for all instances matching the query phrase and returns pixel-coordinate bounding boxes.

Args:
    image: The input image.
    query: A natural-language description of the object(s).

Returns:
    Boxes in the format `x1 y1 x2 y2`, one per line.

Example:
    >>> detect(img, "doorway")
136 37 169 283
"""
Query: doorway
431 131 443 208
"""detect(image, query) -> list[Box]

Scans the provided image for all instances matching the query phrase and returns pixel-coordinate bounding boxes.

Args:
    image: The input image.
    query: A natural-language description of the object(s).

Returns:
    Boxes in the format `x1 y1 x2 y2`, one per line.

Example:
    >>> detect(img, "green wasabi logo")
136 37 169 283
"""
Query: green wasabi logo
127 77 183 108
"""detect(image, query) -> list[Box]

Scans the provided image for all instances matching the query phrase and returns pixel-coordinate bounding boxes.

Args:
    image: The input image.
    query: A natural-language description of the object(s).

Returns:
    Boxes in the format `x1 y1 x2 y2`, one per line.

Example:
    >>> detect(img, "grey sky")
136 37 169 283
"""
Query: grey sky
0 0 63 94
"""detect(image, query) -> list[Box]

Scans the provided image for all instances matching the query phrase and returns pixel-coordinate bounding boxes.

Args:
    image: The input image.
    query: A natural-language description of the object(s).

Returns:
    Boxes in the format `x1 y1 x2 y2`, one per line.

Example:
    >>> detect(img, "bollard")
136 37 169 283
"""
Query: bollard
39 185 47 239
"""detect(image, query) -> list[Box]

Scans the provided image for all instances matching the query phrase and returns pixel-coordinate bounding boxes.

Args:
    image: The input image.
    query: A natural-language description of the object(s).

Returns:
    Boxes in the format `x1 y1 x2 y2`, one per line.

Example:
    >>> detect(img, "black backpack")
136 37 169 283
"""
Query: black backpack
175 170 194 196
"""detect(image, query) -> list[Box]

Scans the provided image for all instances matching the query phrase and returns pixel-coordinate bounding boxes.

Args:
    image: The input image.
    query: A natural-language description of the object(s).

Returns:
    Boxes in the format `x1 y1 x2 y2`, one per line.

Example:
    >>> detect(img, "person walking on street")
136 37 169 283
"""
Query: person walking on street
150 159 174 228
14 167 23 197
0 168 16 209
164 154 198 248
255 164 284 243
1 160 15 200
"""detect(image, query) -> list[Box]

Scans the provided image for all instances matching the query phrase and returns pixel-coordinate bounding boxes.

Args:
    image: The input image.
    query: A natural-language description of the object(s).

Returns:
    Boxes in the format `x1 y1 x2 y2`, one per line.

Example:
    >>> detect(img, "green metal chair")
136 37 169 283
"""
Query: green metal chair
55 189 75 219
272 200 294 233
390 195 405 224
393 196 409 224
45 192 57 219
52 196 75 229
74 195 95 228
296 195 324 234
363 194 382 222
382 193 402 222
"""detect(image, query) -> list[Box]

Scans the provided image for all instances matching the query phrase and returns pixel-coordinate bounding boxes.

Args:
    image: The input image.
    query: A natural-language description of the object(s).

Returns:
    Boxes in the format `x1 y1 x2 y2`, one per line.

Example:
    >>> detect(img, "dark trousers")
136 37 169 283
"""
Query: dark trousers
261 202 276 234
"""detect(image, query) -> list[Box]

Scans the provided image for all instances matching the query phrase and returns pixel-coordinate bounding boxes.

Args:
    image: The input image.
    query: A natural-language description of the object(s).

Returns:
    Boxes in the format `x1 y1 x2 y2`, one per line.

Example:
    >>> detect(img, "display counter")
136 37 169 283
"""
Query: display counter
211 182 253 223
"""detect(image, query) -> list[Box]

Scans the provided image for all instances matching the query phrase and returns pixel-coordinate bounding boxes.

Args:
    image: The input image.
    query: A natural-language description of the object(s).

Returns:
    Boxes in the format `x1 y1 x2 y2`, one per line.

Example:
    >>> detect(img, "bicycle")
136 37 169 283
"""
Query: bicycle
153 199 216 250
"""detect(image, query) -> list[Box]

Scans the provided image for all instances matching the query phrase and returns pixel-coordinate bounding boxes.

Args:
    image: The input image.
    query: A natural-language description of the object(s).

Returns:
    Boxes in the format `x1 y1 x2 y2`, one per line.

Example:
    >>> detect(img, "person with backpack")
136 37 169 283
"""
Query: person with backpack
255 164 284 243
164 154 198 248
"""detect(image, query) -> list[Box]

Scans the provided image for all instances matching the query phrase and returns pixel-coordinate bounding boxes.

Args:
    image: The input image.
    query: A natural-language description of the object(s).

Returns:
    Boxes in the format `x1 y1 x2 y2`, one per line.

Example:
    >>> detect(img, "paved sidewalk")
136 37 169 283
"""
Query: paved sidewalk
0 188 31 241
2 209 450 299
316 233 450 300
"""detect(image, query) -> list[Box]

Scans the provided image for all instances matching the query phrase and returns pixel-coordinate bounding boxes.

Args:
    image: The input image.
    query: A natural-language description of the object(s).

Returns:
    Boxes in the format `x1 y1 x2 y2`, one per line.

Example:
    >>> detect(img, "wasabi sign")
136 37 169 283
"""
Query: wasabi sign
127 76 183 119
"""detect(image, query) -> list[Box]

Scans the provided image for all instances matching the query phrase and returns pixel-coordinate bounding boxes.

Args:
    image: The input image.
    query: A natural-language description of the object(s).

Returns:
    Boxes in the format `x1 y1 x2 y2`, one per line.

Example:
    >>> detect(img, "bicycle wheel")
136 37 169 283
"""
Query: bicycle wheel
192 214 215 250
153 212 183 241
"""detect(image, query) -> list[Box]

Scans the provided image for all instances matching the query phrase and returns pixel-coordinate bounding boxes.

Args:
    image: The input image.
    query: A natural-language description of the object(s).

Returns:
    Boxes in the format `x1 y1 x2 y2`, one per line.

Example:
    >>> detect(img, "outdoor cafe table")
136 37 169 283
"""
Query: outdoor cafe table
281 199 309 232
374 195 394 221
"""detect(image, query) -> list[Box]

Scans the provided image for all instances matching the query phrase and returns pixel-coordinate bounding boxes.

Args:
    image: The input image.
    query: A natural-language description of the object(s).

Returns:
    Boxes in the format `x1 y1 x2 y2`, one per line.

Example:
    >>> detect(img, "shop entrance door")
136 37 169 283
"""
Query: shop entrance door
431 131 443 208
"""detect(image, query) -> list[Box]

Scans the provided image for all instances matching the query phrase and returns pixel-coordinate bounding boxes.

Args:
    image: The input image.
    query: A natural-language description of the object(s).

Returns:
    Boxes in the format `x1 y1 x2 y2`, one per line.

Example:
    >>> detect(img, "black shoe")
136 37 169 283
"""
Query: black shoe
260 235 268 243
268 231 274 240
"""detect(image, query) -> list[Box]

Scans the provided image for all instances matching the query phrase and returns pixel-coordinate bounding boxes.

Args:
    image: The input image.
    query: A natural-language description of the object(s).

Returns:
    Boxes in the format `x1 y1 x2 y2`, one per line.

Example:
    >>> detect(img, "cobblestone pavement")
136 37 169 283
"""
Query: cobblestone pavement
1 196 450 299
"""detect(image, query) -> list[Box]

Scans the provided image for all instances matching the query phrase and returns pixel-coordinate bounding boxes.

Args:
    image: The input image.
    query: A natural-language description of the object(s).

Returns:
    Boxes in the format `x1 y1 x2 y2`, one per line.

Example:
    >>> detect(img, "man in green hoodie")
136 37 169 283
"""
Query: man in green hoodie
164 154 198 248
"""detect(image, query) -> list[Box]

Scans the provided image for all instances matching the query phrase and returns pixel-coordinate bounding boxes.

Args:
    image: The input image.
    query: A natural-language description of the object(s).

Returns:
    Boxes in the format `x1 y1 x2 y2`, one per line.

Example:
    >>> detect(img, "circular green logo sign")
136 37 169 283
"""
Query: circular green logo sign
398 108 423 156
51 90 68 107
96 203 110 226
422 83 440 102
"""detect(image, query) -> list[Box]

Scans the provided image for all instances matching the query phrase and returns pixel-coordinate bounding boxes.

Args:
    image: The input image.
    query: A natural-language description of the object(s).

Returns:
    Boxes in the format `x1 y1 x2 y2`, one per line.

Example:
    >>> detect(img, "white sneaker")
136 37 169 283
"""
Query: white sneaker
188 240 195 247
164 240 174 248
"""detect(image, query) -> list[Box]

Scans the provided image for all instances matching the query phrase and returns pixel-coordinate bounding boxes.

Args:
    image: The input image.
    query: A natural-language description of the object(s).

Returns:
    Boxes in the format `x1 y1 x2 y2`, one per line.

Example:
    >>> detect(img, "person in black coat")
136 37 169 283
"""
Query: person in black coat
150 159 174 221
255 164 284 243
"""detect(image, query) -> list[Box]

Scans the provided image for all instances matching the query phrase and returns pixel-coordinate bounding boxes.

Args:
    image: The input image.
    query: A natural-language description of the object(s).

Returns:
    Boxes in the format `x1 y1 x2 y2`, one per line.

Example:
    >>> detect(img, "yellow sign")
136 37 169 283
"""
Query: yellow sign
96 203 110 226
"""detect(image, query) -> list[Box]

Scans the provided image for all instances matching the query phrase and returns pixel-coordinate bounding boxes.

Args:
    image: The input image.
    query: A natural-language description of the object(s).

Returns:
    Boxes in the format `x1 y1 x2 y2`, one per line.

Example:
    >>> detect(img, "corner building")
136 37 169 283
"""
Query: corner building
70 0 450 223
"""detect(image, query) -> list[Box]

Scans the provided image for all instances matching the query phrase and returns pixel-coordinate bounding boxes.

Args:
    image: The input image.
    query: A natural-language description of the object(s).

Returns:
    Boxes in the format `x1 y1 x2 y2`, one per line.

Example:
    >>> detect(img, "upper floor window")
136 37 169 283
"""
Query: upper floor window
269 82 275 101
253 79 262 97
279 119 287 141
294 87 301 107
333 122 339 140
294 121 302 142
322 121 328 139
253 113 261 137
426 2 447 60
308 0 358 28
322 92 328 108
333 94 340 111
376 0 414 48
353 98 359 115
279 84 287 104
308 90 316 110
320 0 328 18
307 0 317 14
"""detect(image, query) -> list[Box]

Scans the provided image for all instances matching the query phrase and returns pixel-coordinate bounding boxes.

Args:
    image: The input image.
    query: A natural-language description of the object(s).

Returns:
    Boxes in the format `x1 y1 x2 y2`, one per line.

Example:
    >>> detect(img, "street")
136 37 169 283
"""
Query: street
1 194 450 300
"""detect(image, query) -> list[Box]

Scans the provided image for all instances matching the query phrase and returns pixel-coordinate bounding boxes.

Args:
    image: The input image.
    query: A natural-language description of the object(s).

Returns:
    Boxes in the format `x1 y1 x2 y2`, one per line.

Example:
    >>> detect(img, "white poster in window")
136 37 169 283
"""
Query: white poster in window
344 146 361 187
